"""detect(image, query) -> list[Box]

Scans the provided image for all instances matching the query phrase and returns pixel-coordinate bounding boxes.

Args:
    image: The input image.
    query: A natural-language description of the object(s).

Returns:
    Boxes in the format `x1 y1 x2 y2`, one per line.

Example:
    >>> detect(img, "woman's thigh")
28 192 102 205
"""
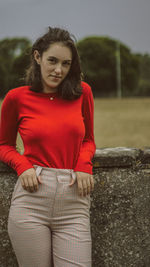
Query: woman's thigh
51 174 92 267
52 217 92 267
8 215 52 267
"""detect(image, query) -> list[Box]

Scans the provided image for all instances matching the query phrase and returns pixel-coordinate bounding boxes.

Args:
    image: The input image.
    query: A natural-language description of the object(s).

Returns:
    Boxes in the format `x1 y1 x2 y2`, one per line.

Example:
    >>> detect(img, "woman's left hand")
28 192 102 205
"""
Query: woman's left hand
69 172 94 197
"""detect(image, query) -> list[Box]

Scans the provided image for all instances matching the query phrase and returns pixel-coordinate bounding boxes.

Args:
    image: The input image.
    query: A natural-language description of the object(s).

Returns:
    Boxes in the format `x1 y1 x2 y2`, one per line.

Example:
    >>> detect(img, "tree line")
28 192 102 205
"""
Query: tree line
0 36 150 98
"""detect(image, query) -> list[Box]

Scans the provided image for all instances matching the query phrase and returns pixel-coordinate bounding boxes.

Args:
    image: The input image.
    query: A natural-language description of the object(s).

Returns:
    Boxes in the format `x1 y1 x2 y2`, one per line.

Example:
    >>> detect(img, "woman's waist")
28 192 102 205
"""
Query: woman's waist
33 164 77 181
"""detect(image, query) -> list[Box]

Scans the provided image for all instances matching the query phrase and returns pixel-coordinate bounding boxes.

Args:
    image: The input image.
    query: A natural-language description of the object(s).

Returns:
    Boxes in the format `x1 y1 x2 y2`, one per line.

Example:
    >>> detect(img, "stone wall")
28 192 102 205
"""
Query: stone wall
0 147 150 267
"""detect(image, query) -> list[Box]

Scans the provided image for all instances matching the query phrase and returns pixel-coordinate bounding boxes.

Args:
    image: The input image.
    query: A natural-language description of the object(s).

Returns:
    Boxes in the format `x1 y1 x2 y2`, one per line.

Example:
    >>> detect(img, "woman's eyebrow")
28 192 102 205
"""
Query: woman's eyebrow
48 56 57 59
63 59 72 62
48 56 72 61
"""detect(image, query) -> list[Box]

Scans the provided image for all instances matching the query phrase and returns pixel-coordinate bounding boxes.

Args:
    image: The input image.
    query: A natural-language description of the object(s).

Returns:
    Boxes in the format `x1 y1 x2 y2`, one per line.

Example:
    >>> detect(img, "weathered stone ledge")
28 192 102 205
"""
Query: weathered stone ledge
1 148 150 173
93 147 150 168
0 147 150 267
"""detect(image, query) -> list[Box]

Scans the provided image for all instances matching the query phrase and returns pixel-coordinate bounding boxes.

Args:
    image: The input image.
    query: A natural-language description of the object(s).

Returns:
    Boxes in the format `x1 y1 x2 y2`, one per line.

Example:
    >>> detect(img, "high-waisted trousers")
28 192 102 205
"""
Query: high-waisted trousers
8 165 92 267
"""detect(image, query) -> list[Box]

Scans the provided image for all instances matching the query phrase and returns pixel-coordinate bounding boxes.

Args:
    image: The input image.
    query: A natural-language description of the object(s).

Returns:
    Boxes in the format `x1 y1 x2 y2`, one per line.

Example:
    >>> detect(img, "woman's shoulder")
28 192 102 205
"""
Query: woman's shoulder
3 86 30 105
81 81 93 97
6 86 30 98
1 86 30 111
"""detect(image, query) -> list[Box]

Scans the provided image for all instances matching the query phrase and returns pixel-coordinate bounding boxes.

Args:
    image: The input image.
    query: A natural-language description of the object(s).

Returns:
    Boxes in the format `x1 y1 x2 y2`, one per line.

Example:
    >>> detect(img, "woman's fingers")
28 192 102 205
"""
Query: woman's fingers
21 176 29 190
86 177 91 195
21 176 33 192
23 176 38 192
82 179 88 196
90 175 94 192
77 178 83 196
32 176 39 191
76 172 94 197
37 175 42 184
18 168 41 192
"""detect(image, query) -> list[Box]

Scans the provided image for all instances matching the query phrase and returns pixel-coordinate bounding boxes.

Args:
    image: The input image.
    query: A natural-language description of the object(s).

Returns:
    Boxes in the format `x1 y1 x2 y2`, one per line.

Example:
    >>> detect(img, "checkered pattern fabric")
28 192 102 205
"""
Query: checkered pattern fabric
8 166 92 267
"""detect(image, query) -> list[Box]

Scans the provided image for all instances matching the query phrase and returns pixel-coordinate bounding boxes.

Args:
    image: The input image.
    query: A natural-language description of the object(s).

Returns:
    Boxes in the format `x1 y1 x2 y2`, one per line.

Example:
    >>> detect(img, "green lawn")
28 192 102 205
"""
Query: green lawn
94 97 150 149
1 97 150 150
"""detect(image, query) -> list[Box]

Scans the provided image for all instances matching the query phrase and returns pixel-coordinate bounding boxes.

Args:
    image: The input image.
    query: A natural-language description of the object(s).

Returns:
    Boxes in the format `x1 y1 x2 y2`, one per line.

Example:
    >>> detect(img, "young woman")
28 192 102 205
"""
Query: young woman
0 26 96 267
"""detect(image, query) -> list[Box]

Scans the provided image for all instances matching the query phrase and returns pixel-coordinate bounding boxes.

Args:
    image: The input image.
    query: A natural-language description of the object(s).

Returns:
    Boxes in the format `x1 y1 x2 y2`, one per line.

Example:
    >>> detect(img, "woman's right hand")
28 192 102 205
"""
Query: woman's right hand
18 168 42 193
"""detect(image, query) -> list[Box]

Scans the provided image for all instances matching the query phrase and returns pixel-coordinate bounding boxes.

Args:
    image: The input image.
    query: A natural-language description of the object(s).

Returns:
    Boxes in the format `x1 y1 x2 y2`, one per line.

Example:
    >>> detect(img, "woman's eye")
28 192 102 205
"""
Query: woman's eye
63 61 71 66
48 58 56 63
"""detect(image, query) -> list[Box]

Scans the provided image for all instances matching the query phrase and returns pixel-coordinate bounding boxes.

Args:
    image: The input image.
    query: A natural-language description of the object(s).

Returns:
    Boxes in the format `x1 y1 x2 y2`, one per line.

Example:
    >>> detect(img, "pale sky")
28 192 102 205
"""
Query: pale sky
0 0 150 54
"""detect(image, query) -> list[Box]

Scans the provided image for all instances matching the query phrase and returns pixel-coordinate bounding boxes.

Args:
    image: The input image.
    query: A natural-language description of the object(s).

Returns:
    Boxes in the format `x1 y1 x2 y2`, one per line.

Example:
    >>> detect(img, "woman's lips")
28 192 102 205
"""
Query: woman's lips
50 75 62 79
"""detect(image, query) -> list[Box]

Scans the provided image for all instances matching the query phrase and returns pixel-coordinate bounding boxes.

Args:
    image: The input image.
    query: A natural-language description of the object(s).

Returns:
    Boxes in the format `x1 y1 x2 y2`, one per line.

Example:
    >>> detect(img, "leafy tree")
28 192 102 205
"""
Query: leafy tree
0 64 6 94
120 46 140 96
136 54 150 96
0 36 150 99
77 36 140 97
0 38 31 98
77 36 116 97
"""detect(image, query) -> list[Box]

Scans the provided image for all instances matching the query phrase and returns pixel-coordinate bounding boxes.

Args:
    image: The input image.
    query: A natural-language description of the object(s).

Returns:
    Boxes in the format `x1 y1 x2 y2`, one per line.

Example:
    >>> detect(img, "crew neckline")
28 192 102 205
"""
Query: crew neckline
37 91 58 96
28 87 59 97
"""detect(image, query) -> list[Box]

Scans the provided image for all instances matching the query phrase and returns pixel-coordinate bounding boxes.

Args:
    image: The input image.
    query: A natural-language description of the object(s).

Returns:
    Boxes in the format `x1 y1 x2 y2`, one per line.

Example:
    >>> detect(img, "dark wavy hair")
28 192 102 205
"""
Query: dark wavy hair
25 27 83 100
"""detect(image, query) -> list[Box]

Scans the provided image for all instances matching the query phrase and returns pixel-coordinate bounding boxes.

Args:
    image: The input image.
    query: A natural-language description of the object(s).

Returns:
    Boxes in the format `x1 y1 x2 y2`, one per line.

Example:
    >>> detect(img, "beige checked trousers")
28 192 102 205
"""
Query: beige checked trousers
8 165 92 267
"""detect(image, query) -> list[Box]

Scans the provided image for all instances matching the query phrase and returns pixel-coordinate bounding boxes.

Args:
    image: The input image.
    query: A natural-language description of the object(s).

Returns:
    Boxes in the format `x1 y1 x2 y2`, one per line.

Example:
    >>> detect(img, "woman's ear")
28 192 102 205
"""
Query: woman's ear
34 50 41 65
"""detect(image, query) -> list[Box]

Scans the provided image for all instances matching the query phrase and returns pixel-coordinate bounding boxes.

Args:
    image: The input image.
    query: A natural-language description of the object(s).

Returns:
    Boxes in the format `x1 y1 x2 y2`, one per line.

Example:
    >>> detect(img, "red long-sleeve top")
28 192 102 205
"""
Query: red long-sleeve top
0 81 96 176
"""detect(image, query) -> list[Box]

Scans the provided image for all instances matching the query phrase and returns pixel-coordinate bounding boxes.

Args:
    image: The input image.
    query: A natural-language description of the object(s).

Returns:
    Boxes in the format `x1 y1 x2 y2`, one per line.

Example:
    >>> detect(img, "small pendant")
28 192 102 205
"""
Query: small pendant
50 97 54 100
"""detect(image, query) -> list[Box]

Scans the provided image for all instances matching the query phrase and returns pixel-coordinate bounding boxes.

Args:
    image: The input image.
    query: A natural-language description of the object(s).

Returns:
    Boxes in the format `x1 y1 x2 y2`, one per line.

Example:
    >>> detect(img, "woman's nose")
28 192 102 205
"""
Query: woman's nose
55 64 62 74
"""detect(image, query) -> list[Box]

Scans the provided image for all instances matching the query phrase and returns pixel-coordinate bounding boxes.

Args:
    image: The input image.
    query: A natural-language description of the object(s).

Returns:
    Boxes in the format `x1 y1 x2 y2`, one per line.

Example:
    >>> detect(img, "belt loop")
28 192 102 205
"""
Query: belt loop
35 166 43 177
56 170 58 182
71 169 76 181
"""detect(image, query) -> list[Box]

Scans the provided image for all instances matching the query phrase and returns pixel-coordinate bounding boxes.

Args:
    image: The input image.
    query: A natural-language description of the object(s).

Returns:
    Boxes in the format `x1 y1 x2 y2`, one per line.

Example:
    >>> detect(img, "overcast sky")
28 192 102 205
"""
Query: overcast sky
0 0 150 54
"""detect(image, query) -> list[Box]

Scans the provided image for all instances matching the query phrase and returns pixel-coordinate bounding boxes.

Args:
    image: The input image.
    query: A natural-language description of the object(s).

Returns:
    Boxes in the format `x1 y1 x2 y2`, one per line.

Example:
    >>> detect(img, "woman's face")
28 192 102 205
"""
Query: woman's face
34 42 72 93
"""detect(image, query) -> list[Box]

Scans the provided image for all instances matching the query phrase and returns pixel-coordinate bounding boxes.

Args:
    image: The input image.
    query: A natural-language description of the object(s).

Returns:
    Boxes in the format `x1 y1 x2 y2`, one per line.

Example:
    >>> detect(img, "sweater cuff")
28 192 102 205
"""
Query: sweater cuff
74 160 93 175
12 157 34 176
16 164 34 177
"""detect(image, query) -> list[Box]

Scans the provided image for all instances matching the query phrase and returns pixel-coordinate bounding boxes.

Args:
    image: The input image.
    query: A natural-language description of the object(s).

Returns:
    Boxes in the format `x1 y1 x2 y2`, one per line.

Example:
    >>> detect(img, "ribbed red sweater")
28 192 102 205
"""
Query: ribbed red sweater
0 81 96 176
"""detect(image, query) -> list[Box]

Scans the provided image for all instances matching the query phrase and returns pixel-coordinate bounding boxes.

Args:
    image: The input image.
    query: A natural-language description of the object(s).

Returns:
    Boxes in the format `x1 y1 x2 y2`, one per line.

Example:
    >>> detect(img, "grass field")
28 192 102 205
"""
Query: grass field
94 97 150 149
0 97 150 150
